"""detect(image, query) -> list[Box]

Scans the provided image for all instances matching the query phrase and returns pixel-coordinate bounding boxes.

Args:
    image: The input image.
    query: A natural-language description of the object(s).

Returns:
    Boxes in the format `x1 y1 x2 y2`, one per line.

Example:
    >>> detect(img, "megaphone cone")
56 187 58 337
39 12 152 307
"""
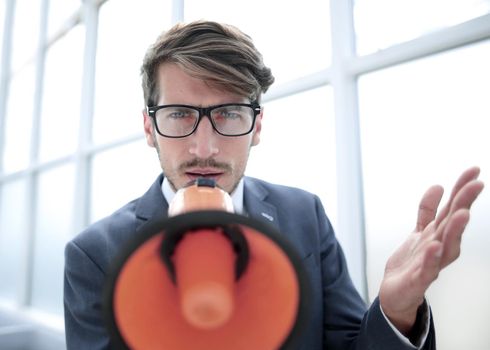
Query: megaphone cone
104 180 310 350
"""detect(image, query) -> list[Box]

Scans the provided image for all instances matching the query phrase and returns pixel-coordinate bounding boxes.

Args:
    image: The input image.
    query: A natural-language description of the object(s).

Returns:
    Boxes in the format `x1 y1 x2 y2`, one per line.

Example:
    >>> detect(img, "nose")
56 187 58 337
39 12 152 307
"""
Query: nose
188 116 219 158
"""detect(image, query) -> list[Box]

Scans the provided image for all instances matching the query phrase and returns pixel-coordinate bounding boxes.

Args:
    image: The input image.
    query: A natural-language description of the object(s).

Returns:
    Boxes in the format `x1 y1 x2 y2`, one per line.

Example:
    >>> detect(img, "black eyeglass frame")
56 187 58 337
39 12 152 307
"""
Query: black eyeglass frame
146 102 262 138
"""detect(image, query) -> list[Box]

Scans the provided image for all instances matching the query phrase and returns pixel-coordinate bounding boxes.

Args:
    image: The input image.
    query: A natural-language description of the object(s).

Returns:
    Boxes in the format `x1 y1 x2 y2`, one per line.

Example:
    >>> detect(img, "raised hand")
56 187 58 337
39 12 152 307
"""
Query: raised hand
378 167 484 335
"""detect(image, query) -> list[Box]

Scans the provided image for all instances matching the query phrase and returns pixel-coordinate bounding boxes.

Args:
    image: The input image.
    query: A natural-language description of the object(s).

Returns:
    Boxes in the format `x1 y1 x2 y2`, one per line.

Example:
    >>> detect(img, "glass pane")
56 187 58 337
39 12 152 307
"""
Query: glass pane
0 178 28 304
39 25 84 162
2 63 36 173
359 40 490 350
354 0 490 55
46 0 80 39
246 86 338 228
10 0 42 71
90 139 162 223
31 163 76 314
92 0 172 145
0 1 5 60
184 0 331 86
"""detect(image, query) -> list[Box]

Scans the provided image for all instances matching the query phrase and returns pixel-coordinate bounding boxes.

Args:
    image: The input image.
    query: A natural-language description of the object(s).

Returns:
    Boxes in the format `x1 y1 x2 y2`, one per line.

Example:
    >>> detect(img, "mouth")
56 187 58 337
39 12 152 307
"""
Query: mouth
185 169 225 182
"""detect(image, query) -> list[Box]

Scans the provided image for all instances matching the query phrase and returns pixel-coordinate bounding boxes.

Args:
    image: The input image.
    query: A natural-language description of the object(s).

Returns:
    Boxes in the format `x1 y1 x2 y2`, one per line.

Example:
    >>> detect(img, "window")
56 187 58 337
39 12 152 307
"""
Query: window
31 163 76 315
354 0 490 55
10 0 42 71
359 39 490 350
0 178 28 304
92 0 172 145
246 86 338 228
90 139 161 223
46 0 80 39
184 0 332 85
0 2 5 60
2 64 36 173
38 25 84 162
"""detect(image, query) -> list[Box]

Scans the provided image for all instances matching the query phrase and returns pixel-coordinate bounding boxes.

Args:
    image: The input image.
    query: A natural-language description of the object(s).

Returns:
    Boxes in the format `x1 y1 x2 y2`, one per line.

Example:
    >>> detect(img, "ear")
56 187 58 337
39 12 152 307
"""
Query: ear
143 110 156 148
251 108 263 146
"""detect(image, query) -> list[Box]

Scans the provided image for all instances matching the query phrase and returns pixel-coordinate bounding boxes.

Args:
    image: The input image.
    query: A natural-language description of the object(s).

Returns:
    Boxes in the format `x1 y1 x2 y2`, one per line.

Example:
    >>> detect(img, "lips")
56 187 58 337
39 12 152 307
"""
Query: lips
185 169 225 181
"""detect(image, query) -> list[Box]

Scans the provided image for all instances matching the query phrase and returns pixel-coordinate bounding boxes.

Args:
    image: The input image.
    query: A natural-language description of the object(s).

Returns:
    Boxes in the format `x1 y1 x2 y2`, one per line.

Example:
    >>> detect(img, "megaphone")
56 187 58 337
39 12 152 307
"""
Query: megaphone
104 178 310 350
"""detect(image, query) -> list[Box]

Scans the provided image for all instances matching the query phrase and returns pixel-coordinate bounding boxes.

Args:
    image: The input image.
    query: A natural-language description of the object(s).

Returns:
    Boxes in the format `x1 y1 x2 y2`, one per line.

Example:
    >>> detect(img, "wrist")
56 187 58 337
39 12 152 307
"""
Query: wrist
380 299 430 347
384 309 417 336
380 299 424 336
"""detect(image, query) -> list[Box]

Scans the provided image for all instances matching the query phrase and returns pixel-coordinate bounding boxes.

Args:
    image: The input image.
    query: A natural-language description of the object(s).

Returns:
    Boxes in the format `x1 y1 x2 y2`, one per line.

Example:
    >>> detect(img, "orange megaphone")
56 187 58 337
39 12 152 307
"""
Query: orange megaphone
104 178 310 350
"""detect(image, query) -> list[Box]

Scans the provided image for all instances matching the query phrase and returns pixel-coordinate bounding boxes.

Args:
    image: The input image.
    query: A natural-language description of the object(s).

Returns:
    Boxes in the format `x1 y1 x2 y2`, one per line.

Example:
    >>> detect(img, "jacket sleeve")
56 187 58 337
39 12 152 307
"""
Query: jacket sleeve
64 240 111 350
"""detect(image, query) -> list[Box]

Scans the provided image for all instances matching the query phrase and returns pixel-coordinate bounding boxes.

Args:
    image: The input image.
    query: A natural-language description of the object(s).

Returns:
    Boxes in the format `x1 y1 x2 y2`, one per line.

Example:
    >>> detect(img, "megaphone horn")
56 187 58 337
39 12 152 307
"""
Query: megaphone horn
104 179 311 350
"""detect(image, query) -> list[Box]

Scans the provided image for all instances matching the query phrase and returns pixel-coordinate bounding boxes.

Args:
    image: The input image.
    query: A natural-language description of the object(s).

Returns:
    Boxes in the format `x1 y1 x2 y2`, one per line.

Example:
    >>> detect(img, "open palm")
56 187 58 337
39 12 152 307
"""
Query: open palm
379 167 484 334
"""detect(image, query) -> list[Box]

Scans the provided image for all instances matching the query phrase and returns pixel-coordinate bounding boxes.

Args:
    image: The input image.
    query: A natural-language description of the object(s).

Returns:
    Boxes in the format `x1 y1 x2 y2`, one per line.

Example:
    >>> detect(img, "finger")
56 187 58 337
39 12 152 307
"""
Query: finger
435 167 481 226
433 180 483 240
448 180 485 213
415 185 444 232
433 180 484 241
447 166 481 203
440 209 471 268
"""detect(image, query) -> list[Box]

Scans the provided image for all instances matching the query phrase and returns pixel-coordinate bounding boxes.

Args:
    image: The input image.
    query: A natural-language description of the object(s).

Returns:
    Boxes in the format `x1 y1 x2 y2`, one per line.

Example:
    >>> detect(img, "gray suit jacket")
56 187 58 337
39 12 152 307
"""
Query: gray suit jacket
64 174 435 349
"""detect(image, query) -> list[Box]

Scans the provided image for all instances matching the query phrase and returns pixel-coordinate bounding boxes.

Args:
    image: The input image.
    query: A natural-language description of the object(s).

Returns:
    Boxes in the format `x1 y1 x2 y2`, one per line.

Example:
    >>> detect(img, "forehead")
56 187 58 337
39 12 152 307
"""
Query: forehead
156 63 248 106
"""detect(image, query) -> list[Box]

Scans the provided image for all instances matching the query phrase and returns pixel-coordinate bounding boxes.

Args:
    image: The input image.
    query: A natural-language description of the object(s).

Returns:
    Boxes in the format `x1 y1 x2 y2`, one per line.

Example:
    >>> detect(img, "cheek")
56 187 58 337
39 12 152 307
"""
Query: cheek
157 139 188 163
223 138 254 162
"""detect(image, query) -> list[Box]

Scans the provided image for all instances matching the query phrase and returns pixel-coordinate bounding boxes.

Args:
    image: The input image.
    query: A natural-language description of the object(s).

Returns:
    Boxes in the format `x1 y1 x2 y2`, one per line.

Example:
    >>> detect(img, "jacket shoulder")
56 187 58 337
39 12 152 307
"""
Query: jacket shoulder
67 199 140 271
245 176 321 208
67 174 166 270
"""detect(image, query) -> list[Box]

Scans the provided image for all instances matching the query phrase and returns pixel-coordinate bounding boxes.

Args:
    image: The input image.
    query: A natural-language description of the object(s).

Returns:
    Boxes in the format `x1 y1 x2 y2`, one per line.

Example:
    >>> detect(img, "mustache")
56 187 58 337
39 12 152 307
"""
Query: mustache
179 158 232 172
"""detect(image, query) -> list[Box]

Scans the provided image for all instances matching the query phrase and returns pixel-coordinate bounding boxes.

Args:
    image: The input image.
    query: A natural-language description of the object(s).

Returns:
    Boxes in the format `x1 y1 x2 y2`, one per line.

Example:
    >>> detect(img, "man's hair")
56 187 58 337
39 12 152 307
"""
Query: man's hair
141 20 274 107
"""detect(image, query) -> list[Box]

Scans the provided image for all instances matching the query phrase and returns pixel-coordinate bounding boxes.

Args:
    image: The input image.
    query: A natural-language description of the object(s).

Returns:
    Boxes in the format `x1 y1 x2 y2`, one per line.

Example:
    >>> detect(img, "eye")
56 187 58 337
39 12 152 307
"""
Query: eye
213 107 243 120
167 110 191 119
223 111 241 119
158 106 198 122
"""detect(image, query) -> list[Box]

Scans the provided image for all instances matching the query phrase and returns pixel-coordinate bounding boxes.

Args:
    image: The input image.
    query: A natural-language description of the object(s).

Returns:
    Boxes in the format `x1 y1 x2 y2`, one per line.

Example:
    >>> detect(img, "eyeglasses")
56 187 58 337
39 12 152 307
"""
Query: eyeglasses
146 102 261 138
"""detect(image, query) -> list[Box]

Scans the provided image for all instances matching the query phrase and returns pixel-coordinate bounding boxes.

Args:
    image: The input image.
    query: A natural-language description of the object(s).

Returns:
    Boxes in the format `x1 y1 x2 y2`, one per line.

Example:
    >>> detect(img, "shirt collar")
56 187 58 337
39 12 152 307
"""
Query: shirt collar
162 177 245 214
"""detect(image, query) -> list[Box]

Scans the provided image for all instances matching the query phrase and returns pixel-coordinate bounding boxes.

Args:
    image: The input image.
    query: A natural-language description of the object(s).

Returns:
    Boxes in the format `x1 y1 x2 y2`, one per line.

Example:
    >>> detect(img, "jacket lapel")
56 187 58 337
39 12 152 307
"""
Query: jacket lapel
243 177 280 231
134 173 169 230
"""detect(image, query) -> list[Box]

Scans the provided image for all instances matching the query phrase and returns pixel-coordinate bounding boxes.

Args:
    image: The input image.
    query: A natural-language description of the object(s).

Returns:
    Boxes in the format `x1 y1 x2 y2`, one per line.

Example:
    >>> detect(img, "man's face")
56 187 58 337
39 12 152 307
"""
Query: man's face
143 63 262 194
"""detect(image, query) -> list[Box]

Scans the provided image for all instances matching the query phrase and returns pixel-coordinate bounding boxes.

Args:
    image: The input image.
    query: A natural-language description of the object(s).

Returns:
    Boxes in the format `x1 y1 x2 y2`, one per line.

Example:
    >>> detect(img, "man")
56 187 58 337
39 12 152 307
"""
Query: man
64 20 484 349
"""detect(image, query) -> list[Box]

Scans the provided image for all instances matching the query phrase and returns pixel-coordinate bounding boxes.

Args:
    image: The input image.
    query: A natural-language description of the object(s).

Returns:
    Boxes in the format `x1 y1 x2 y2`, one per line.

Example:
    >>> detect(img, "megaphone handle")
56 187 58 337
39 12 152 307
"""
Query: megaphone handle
173 229 235 329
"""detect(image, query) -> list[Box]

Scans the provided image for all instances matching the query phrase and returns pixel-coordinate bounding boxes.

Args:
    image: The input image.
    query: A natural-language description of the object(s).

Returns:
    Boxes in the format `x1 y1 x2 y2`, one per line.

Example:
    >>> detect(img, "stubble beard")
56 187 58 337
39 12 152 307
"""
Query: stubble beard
154 145 247 195
152 128 252 194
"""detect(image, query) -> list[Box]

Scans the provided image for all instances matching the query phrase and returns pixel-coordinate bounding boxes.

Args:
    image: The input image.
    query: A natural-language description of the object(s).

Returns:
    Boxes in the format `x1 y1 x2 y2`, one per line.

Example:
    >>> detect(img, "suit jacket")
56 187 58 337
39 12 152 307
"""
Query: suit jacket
64 174 436 349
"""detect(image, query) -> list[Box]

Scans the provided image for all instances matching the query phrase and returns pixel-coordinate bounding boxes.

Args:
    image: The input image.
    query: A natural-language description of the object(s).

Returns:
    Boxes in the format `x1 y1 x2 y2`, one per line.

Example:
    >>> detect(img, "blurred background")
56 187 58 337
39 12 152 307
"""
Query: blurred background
0 0 489 349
